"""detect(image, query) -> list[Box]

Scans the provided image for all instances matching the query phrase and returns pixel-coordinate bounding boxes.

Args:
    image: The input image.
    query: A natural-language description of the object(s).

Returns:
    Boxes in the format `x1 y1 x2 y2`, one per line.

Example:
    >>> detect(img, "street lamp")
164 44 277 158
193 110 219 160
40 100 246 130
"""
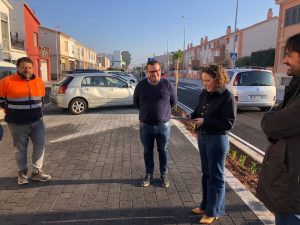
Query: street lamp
232 0 239 67
181 16 186 78
54 26 60 81
165 34 169 74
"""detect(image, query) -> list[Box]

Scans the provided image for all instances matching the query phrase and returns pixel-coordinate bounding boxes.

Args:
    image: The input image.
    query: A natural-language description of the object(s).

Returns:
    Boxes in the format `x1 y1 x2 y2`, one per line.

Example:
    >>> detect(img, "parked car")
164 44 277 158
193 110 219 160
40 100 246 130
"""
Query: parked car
0 61 16 80
105 71 138 84
226 67 276 111
49 72 135 115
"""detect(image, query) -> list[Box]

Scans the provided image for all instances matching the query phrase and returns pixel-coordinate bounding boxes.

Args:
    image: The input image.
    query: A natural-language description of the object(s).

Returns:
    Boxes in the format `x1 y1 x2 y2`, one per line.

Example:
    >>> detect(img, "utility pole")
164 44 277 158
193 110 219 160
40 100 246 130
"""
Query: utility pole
54 26 60 81
181 16 186 79
232 0 238 68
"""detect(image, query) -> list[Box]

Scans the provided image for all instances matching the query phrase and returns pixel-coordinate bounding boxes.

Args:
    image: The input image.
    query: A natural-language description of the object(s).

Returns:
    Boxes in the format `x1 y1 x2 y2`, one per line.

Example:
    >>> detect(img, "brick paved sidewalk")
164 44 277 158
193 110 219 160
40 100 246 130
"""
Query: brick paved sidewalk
0 106 270 225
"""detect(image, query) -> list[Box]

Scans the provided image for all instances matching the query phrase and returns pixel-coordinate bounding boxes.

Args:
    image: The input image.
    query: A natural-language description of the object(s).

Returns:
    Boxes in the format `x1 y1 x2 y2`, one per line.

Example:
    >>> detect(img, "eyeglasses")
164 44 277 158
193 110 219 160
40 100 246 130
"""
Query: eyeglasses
148 69 160 74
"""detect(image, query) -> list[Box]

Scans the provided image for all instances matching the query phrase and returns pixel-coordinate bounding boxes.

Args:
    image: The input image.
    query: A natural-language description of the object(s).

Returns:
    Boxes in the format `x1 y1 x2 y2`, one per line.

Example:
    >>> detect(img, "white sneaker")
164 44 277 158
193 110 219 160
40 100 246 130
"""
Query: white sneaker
17 172 29 185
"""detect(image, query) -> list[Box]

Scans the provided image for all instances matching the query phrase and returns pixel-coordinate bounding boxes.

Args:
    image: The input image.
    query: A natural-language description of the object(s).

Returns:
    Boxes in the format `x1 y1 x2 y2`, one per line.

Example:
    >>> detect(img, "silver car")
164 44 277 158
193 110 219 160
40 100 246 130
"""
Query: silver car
226 68 276 111
49 73 135 114
105 71 138 84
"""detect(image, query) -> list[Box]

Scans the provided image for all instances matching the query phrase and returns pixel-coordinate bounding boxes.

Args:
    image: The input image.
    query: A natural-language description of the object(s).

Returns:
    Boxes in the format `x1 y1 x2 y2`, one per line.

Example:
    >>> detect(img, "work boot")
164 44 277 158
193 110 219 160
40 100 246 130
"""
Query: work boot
31 170 51 182
161 173 169 188
141 174 153 187
17 169 28 185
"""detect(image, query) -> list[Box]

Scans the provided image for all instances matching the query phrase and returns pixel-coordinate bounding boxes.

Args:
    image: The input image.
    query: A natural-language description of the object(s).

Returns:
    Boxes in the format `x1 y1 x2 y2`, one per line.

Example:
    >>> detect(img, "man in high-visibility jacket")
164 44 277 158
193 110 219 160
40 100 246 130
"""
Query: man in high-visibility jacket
0 57 51 185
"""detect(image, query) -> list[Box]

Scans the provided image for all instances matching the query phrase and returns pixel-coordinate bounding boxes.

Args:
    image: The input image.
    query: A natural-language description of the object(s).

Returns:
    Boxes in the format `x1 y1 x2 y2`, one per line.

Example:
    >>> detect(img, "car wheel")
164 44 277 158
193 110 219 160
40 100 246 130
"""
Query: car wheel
260 107 271 112
69 98 87 115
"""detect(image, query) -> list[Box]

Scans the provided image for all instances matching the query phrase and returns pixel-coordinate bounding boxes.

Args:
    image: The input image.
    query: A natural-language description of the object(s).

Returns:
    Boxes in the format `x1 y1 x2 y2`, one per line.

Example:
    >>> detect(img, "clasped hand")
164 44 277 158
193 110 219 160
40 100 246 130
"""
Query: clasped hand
181 113 204 126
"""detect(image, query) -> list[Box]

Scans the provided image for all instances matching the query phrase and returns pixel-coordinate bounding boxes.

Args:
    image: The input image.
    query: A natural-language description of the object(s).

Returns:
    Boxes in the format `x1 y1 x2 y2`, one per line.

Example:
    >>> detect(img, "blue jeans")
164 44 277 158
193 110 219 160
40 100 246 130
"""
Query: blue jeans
8 119 46 172
275 213 300 225
197 134 229 217
139 122 170 175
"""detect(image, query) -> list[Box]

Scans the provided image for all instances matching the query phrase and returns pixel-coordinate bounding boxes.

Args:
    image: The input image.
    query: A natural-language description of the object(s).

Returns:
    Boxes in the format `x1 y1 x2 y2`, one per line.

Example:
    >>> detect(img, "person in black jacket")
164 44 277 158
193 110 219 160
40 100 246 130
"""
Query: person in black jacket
184 66 236 224
256 33 300 225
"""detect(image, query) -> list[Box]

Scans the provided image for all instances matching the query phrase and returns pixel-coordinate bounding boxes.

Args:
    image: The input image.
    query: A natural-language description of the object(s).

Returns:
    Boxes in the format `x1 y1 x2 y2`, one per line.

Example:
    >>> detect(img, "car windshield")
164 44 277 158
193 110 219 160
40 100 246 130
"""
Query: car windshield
0 67 17 80
235 71 274 86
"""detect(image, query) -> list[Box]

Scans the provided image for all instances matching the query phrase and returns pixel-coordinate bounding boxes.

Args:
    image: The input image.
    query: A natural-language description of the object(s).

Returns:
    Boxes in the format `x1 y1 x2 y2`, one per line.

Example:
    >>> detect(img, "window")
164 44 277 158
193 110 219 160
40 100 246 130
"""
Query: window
82 76 106 87
64 41 68 51
1 13 9 49
33 32 38 47
235 71 274 86
105 77 127 87
285 5 300 27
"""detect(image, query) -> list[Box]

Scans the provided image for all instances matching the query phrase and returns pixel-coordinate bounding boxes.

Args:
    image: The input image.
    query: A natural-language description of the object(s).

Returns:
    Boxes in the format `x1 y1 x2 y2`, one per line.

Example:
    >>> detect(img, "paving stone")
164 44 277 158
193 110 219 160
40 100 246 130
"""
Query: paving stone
0 107 267 225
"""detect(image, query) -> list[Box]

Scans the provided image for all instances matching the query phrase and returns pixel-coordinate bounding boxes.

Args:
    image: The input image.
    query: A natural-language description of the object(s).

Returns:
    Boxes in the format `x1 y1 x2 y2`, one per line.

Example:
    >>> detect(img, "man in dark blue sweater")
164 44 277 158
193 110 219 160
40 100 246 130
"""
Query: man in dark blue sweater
134 60 177 187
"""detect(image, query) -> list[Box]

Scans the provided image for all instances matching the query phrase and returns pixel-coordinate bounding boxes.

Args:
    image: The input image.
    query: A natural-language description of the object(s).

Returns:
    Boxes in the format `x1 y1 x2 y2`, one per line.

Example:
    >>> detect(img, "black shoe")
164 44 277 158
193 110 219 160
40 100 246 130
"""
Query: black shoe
141 174 153 187
161 174 169 188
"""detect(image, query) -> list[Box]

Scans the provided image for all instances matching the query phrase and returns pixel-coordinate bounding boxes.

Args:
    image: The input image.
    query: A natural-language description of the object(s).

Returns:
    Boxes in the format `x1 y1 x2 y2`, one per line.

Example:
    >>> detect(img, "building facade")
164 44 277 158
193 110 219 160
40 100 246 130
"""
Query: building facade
24 3 50 81
39 26 97 80
274 0 300 88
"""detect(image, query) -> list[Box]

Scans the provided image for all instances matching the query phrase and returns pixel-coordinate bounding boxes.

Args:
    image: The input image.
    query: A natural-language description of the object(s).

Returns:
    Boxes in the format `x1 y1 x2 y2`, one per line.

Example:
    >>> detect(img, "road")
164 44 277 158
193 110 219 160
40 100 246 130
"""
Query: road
175 81 270 152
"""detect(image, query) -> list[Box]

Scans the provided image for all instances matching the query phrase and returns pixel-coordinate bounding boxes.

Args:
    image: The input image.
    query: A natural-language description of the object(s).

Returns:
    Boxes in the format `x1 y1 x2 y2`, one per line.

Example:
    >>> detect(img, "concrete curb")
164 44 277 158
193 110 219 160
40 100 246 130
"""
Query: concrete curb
171 119 275 225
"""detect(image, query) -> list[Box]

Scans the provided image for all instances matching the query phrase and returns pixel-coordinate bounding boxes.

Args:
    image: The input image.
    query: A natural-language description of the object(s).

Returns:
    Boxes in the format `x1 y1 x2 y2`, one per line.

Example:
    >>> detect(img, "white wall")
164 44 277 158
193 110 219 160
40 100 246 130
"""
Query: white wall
242 18 278 56
7 0 25 42
39 27 58 74
0 0 12 60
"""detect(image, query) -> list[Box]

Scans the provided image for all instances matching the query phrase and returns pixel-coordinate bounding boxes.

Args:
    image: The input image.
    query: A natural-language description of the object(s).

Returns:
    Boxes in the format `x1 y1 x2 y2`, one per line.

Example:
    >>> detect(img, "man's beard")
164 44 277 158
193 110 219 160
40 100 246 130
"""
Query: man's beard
287 67 300 76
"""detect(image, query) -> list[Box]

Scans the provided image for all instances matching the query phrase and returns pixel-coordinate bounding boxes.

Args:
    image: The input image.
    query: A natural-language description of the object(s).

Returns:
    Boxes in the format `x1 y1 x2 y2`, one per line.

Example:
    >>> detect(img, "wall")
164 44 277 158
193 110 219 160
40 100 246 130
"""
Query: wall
242 18 278 57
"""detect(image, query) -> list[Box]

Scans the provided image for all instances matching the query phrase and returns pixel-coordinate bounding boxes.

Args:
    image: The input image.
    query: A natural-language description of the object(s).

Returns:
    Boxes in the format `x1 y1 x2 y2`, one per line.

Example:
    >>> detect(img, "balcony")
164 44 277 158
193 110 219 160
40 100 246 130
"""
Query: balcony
39 47 50 58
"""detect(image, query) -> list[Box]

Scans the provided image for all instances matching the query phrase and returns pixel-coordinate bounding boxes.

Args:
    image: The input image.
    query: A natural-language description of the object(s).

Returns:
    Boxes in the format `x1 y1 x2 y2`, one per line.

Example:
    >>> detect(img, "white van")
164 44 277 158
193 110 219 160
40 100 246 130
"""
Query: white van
226 67 276 111
0 61 16 80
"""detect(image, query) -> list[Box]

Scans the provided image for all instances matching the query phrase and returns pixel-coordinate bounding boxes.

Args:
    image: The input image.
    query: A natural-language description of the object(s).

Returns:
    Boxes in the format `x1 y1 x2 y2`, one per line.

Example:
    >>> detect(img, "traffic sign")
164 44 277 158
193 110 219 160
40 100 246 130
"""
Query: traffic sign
230 52 238 60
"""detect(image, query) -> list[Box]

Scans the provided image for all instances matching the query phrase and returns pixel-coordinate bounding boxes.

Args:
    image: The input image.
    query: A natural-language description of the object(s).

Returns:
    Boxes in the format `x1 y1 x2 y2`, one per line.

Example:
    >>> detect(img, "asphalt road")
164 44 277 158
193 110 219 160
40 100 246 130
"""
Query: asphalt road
44 83 270 152
176 81 270 152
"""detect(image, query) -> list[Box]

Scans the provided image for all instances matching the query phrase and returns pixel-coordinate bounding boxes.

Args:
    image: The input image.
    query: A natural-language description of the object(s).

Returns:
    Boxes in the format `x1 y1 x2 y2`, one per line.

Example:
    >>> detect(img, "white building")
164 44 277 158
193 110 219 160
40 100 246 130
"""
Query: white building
110 50 123 69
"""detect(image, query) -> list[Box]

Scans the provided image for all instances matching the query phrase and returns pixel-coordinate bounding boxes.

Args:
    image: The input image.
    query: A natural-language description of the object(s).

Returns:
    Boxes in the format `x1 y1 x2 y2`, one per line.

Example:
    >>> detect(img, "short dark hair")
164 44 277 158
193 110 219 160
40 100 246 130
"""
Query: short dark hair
16 57 33 67
147 60 160 68
285 33 300 54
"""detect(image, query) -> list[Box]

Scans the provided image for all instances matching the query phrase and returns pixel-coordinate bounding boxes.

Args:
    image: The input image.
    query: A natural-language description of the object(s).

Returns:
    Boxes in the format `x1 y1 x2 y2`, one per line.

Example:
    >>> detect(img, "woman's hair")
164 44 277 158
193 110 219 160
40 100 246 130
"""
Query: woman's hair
202 65 229 90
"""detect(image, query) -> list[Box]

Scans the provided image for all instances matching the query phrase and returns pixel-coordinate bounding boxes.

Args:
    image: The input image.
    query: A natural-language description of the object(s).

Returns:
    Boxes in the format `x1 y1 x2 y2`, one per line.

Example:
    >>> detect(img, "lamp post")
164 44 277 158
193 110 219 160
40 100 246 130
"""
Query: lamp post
166 34 169 75
232 0 238 67
54 26 60 81
181 16 186 79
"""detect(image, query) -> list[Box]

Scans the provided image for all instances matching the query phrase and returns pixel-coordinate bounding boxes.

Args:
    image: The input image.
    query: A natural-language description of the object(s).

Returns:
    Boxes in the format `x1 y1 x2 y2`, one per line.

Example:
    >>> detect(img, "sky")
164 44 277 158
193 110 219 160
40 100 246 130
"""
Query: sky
26 0 279 67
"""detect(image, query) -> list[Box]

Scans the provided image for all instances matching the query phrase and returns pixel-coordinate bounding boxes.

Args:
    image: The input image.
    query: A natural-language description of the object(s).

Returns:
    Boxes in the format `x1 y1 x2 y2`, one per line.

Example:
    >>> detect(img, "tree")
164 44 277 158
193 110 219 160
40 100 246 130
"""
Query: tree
121 51 131 69
250 48 275 67
235 56 250 67
172 50 183 99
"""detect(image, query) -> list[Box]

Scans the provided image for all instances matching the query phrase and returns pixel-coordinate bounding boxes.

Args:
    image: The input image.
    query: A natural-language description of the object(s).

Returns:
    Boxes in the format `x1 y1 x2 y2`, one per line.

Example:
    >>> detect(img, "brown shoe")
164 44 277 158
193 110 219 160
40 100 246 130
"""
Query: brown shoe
192 207 206 215
199 215 218 224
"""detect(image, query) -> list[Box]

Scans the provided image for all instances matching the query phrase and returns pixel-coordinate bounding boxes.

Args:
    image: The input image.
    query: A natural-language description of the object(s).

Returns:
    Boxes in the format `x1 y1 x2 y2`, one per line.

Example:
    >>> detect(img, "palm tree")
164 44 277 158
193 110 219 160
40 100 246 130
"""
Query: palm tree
172 50 183 94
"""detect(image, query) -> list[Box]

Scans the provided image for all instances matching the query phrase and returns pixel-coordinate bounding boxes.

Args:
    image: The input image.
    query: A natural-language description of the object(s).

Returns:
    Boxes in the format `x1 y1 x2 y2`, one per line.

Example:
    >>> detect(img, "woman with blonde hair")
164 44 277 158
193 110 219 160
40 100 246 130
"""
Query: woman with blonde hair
184 65 236 224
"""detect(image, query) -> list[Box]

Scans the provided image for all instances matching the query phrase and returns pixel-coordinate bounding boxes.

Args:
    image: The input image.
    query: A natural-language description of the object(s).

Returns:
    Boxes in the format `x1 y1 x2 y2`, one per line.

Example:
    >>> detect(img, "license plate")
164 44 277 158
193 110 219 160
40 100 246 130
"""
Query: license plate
249 95 266 99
